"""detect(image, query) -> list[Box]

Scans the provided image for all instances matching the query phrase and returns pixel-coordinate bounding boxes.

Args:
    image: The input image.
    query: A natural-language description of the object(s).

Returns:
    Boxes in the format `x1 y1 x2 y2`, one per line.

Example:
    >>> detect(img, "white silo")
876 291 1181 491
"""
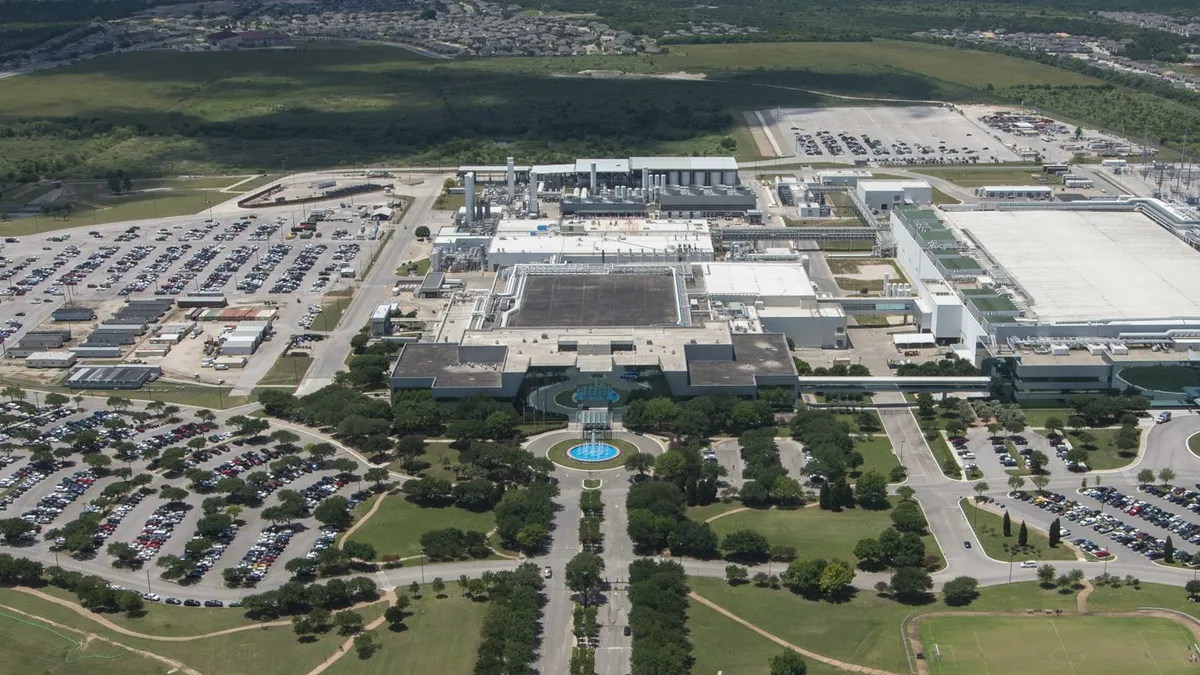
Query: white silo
506 156 515 204
464 172 476 226
590 162 598 192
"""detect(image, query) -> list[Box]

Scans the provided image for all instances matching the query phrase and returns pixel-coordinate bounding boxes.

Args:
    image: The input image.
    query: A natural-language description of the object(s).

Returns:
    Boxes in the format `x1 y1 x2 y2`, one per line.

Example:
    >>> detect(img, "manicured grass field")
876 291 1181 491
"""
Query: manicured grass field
546 438 638 471
835 408 885 432
345 494 494 558
312 294 353 331
854 435 902 481
1086 582 1200 620
1190 433 1200 458
0 604 170 674
15 377 247 409
687 501 747 523
688 577 1071 674
258 354 314 388
912 167 1053 187
31 587 255 637
959 499 1078 561
0 588 387 675
321 590 485 675
708 499 943 568
688 597 846 675
412 441 462 482
919 614 1194 675
1035 427 1138 470
1018 409 1072 428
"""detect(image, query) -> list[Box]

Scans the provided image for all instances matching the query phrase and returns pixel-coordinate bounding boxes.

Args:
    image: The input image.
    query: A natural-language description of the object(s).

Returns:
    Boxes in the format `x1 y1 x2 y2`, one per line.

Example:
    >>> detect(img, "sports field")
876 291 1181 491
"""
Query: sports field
920 615 1197 675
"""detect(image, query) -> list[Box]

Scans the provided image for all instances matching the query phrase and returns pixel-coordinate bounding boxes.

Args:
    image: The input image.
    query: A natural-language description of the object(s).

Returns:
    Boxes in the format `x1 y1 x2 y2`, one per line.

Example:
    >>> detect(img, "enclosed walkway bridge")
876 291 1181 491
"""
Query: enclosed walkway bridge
796 376 992 393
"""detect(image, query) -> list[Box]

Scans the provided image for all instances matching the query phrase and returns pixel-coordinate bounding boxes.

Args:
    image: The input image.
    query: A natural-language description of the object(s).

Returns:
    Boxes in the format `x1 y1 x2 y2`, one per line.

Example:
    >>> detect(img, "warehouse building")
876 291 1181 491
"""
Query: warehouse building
178 294 228 309
817 169 873 187
51 308 95 322
17 330 71 350
698 262 847 348
68 346 123 359
855 180 933 212
66 365 160 389
84 329 138 346
25 351 77 369
974 185 1054 200
460 156 740 191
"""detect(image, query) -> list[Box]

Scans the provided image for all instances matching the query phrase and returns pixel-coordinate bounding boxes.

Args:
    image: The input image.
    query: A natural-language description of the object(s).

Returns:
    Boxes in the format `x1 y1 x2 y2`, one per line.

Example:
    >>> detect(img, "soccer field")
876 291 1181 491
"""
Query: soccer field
920 615 1197 675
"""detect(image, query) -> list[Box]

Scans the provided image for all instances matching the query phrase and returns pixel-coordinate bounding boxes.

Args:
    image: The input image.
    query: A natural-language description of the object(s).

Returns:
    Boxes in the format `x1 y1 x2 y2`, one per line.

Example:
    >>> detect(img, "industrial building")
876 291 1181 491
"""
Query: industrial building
460 156 740 191
890 198 1200 403
388 259 859 401
975 185 1054 200
68 346 123 359
371 304 396 337
855 180 933 212
25 351 77 369
817 169 874 187
220 321 270 356
66 365 161 389
658 185 757 218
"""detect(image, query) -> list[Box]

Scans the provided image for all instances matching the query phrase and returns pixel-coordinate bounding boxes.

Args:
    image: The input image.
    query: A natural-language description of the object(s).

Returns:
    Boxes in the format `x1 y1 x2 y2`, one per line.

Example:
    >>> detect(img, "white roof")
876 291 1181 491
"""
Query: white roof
575 158 629 173
25 351 75 361
857 180 932 192
817 169 873 177
893 333 937 347
628 157 738 171
699 262 815 300
489 234 713 255
530 163 575 176
941 209 1200 322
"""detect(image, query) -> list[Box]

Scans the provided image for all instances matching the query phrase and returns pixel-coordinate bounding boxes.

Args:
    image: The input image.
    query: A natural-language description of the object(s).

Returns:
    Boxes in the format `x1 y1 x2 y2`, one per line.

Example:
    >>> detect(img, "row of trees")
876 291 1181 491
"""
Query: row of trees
622 394 775 438
419 527 491 561
493 482 557 553
238 576 379 620
628 559 692 675
473 564 545 675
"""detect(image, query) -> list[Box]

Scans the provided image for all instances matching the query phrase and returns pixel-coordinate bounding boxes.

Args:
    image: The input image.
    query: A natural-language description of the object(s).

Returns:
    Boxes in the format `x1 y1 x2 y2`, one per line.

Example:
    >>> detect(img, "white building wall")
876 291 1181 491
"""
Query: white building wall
759 314 846 348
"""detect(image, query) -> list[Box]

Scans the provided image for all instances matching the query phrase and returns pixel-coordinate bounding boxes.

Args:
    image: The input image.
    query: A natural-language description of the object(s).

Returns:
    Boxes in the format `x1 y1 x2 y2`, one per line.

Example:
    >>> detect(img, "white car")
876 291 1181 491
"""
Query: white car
1020 560 1037 569
542 566 553 579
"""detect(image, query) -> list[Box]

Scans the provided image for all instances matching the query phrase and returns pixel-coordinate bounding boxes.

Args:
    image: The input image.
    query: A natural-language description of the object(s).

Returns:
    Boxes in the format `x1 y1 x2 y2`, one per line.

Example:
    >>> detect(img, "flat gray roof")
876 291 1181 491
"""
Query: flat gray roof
688 333 796 386
509 274 679 328
392 343 504 389
576 159 629 174
629 157 738 171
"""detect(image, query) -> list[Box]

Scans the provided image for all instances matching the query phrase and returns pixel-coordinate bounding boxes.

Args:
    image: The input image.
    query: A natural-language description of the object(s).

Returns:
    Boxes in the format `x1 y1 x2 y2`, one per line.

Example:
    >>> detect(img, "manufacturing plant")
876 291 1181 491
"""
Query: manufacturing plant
389 260 846 399
889 196 1200 404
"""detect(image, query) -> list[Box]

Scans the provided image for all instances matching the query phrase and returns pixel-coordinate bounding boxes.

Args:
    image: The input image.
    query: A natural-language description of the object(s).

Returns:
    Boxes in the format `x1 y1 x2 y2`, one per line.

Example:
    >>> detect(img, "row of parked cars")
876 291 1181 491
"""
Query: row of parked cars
94 491 148 545
200 245 254 292
236 243 290 293
21 469 99 525
56 246 117 287
270 243 326 294
237 524 297 582
182 523 240 580
119 244 193 296
129 503 190 563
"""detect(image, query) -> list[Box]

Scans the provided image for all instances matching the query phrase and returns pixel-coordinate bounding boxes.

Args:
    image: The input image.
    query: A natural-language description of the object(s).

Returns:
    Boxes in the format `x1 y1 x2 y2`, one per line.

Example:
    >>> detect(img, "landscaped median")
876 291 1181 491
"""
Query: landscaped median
958 498 1079 561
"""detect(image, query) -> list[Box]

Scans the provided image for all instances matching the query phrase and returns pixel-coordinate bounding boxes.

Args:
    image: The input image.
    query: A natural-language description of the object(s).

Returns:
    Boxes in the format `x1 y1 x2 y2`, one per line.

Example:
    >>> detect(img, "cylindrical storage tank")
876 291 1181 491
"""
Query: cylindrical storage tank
642 167 649 189
723 171 737 186
693 171 705 185
668 171 680 186
680 171 690 186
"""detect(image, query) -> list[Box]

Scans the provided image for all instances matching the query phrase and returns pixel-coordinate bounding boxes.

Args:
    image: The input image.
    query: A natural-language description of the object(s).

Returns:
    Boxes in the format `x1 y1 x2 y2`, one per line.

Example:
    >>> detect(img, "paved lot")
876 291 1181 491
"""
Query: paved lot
756 105 1023 166
712 440 745 489
777 438 807 481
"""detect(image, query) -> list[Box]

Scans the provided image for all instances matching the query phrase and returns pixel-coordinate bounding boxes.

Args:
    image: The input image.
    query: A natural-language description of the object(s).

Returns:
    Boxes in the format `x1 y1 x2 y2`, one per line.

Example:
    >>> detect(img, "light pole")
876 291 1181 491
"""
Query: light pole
1008 552 1013 584
147 568 153 594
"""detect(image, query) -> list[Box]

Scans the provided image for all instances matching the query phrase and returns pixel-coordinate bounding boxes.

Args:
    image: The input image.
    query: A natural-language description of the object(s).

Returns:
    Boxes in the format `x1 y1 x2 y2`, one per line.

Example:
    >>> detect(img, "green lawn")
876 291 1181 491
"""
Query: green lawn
919 614 1194 675
410 441 461 482
912 166 1053 187
853 435 901 481
31 587 255 637
959 499 1078 561
708 500 943 569
0 604 170 675
1190 433 1200 458
12 378 248 409
313 295 353 331
834 410 884 434
1086 582 1200 620
687 501 746 523
396 258 431 277
258 354 314 387
345 495 495 558
1020 409 1072 428
1035 427 1138 471
229 174 285 193
321 589 484 675
0 588 387 675
688 577 1072 675
688 597 846 675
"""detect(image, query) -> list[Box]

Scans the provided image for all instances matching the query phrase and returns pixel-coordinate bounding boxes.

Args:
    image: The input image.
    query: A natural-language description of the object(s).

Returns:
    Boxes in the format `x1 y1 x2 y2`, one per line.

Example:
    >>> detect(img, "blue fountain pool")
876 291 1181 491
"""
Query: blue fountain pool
567 442 620 463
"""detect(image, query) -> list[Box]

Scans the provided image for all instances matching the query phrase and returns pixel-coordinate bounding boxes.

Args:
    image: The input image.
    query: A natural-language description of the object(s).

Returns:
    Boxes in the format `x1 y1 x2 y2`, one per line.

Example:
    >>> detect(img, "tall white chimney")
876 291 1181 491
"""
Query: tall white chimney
464 172 475 226
590 162 598 193
506 156 515 205
529 173 539 217
642 167 649 191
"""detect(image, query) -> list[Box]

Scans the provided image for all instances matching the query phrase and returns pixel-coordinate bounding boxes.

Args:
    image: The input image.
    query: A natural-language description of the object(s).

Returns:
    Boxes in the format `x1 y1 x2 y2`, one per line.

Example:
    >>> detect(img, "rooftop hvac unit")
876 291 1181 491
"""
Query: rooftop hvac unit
1050 344 1070 356
1110 344 1129 355
1087 344 1105 355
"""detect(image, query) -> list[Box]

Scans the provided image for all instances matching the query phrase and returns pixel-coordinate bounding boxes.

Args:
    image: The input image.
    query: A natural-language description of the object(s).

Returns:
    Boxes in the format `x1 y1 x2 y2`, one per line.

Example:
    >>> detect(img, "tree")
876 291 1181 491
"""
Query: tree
722 529 770 563
818 482 832 510
1159 468 1176 485
1027 451 1048 474
1044 417 1064 436
1030 475 1050 493
853 538 886 571
725 564 749 585
1164 536 1175 564
1186 580 1200 599
942 576 980 606
854 470 889 510
0 518 36 544
431 577 446 597
363 467 389 489
624 452 655 476
565 552 605 605
1002 510 1012 538
414 225 431 239
768 649 808 675
973 481 989 500
890 501 928 533
409 581 421 597
1037 564 1056 587
1137 469 1155 486
915 393 935 418
334 610 364 635
667 520 719 559
889 566 933 604
384 602 407 627
1018 521 1029 547
1074 125 1083 140
1007 474 1025 493
782 559 826 598
818 559 854 598
343 540 376 561
1049 518 1061 547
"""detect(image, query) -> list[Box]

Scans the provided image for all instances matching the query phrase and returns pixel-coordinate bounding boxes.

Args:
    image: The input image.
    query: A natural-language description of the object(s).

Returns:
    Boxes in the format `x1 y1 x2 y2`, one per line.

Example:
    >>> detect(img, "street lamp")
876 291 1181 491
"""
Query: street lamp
1008 552 1013 584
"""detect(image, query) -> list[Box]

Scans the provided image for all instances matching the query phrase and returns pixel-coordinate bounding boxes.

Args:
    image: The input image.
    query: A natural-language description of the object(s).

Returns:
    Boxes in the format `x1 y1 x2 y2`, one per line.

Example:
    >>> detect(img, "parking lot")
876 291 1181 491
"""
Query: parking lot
0 398 375 602
757 105 1024 166
950 429 1061 479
